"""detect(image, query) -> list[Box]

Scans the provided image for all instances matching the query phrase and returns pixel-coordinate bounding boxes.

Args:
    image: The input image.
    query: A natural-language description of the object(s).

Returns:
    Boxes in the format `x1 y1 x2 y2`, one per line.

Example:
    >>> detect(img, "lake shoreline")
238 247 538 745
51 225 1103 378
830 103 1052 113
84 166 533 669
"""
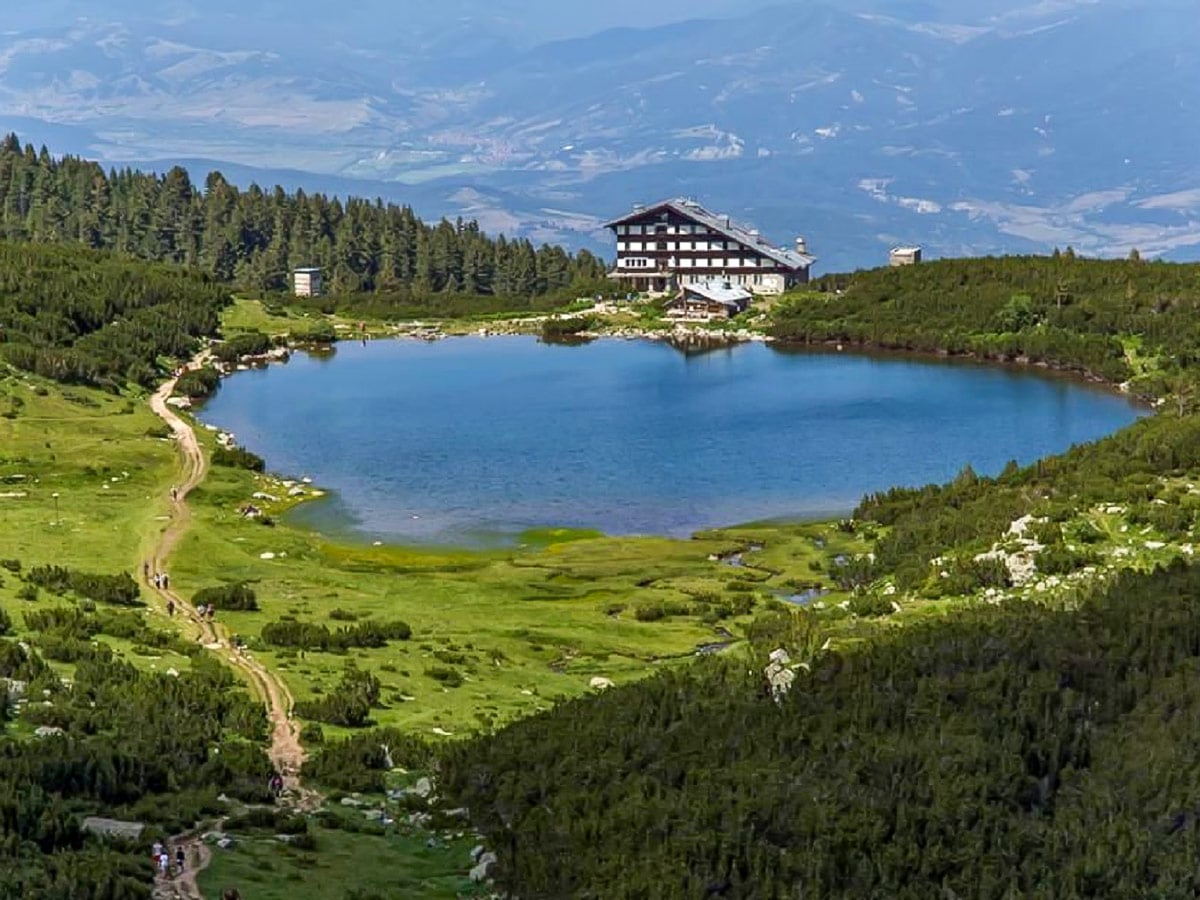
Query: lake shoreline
189 331 1147 549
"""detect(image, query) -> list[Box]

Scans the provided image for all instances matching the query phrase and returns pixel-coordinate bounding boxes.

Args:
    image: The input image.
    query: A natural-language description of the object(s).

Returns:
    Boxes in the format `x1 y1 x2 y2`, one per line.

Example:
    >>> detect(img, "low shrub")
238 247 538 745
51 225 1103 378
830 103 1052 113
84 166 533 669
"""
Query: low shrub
425 666 464 687
174 367 221 398
25 565 140 606
193 582 259 612
212 446 266 472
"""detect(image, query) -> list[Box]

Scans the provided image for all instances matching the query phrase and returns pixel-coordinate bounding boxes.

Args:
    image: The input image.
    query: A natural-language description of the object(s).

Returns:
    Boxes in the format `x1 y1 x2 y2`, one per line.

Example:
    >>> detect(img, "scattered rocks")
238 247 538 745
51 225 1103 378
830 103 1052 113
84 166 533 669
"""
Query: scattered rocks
363 809 384 821
764 649 799 704
34 726 65 738
341 796 364 807
408 812 432 828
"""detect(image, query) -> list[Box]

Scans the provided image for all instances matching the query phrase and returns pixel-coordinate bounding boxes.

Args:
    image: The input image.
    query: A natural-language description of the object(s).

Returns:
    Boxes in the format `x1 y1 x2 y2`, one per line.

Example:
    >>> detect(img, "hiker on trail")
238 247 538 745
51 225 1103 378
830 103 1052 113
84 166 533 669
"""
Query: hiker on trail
222 889 242 900
170 485 178 502
269 772 284 798
158 852 170 876
175 846 186 874
143 562 149 580
166 599 175 616
205 605 215 622
162 573 169 590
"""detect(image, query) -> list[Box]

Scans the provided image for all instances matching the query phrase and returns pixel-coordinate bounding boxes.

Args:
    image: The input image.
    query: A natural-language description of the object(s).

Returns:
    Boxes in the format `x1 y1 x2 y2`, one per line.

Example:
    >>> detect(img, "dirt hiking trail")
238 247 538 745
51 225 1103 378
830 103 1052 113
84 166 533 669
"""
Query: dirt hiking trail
146 359 321 897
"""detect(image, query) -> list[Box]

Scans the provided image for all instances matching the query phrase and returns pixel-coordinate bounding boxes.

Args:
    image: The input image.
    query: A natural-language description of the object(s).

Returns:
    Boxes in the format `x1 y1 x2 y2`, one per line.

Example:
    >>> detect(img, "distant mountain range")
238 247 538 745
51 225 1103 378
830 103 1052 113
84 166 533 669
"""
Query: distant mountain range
2 0 1198 271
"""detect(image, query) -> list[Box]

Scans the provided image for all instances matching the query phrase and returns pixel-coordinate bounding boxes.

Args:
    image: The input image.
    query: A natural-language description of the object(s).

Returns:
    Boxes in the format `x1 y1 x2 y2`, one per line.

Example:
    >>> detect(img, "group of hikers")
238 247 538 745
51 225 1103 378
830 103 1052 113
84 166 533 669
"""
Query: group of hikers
142 562 170 590
151 841 186 878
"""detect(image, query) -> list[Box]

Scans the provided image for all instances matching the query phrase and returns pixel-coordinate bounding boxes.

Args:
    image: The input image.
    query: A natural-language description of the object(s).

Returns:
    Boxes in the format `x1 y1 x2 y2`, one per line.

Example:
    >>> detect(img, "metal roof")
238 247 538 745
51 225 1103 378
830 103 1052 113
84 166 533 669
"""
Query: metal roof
683 279 753 306
606 199 816 271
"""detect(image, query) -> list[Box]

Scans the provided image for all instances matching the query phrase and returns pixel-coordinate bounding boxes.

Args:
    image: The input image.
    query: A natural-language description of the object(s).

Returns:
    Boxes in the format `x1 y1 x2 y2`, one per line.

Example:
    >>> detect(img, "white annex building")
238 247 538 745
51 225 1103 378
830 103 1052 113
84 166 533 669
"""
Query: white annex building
605 199 814 295
292 267 322 297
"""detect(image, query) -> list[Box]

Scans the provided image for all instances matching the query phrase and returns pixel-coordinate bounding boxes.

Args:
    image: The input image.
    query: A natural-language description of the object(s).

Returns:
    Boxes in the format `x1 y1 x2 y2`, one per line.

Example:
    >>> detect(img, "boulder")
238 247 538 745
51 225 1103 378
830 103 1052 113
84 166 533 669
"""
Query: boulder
340 796 364 807
589 676 615 690
469 845 486 864
363 809 384 821
470 851 498 883
444 807 470 820
34 726 65 738
216 837 236 850
412 776 434 798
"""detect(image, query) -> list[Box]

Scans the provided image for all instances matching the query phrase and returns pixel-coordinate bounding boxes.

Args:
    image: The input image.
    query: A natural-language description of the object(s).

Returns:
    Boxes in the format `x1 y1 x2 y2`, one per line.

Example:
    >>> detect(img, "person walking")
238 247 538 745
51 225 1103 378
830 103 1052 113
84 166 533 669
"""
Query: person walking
166 599 175 616
175 846 186 875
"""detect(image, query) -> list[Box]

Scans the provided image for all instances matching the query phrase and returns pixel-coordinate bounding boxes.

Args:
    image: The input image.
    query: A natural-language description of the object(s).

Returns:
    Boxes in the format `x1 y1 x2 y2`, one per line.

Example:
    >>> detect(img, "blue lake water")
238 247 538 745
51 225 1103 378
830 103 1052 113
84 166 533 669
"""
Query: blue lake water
198 336 1146 545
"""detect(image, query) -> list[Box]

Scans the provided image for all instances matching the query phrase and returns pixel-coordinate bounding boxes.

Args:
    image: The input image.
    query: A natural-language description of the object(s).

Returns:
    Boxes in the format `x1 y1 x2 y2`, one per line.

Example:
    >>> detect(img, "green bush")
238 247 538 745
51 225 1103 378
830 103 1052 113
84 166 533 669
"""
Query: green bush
212 445 266 472
25 565 140 606
426 666 464 688
295 666 381 727
174 366 221 398
193 582 259 612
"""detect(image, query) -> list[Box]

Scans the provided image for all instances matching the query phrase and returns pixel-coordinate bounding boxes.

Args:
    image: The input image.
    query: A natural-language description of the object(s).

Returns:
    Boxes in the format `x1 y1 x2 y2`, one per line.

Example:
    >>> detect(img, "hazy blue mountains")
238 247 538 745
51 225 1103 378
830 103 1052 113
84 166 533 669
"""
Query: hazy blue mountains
1 0 1197 270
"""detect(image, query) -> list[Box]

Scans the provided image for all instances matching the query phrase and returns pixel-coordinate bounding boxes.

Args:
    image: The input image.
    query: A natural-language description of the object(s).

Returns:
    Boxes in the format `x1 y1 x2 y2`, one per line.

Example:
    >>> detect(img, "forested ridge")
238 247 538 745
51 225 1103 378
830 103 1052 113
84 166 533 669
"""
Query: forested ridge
773 254 1200 391
0 135 606 301
0 242 229 388
437 563 1200 899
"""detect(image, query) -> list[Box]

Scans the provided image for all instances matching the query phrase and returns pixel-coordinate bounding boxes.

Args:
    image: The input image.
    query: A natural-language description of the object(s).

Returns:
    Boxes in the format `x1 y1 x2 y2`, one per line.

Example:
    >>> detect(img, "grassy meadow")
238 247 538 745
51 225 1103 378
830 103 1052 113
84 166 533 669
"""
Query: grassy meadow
197 814 484 900
169 431 864 736
0 346 865 741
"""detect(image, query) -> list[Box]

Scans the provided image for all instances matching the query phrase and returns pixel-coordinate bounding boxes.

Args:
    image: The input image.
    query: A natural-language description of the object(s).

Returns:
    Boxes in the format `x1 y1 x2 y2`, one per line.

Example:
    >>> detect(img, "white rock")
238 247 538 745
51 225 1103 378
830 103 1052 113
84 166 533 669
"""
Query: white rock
470 852 499 883
259 552 276 560
589 677 615 690
412 777 434 799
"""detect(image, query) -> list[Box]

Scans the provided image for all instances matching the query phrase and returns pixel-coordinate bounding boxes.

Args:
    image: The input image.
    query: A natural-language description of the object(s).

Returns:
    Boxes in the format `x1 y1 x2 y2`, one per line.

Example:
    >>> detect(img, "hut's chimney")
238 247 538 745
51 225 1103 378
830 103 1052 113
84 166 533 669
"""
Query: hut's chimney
795 236 808 255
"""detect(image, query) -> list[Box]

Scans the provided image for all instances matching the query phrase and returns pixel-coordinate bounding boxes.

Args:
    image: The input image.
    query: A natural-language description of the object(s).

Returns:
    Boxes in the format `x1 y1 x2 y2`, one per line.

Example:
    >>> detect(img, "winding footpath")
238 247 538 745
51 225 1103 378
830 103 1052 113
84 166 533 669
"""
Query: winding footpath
144 360 318 899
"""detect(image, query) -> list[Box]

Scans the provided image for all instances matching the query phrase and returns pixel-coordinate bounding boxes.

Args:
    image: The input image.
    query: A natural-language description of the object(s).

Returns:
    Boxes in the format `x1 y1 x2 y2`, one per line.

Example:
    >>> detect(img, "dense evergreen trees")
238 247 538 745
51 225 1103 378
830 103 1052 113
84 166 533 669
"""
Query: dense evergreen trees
0 242 229 388
0 640 272 898
773 255 1200 390
0 135 606 301
438 563 1200 899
